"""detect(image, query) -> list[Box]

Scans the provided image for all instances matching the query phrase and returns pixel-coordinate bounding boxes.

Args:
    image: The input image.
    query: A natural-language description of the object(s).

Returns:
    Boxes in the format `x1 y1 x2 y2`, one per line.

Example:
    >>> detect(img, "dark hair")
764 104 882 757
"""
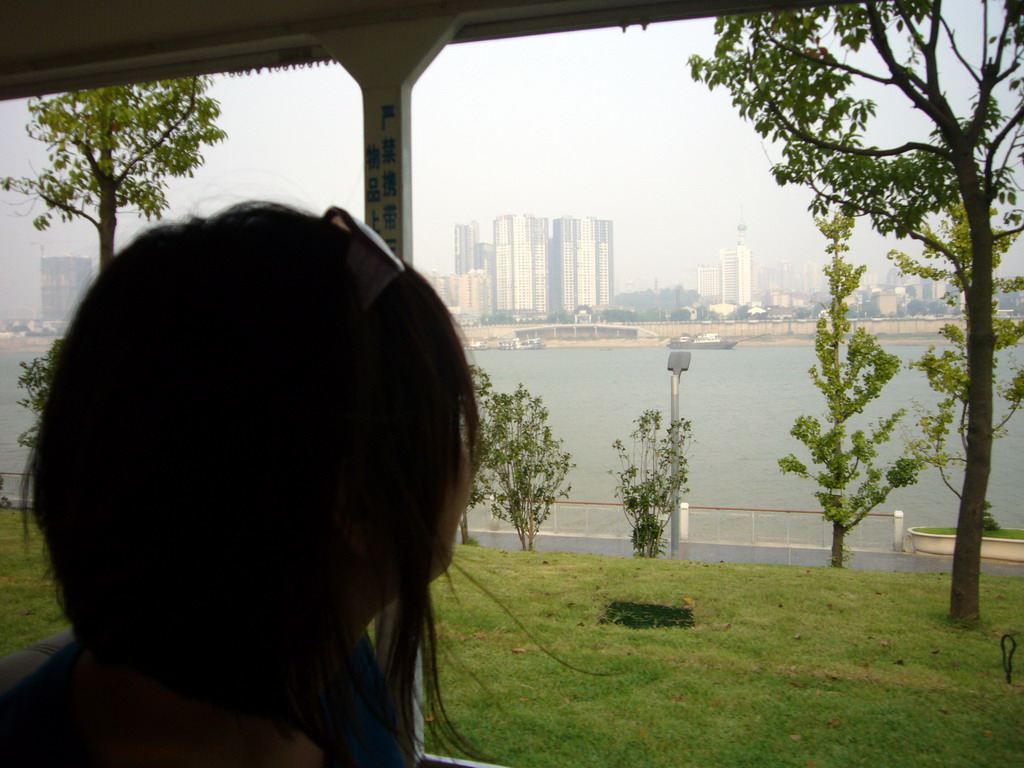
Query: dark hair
29 202 477 764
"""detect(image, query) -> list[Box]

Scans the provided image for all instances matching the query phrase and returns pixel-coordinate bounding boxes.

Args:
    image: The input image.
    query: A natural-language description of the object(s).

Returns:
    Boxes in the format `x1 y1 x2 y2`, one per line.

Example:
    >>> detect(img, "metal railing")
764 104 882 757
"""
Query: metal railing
3 471 905 551
0 472 30 507
467 500 906 552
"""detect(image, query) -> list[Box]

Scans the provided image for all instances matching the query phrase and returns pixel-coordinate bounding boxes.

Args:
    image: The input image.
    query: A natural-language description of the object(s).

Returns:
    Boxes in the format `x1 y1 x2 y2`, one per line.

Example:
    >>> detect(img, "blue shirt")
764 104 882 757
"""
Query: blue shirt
0 638 404 767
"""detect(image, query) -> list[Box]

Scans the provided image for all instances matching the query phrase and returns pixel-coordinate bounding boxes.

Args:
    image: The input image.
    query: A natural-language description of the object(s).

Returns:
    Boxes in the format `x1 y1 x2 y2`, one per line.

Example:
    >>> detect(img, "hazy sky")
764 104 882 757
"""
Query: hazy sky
1 12 1021 317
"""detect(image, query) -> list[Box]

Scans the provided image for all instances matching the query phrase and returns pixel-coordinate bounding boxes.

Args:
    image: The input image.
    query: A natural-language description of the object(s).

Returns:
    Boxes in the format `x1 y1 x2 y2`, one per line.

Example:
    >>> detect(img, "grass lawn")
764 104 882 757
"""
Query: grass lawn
3 510 1022 767
0 510 66 652
432 547 1024 767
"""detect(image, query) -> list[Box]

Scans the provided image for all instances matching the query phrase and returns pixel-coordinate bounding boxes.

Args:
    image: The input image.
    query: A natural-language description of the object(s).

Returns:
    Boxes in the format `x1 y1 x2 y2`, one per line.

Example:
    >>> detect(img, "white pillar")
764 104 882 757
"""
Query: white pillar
316 17 456 264
893 509 904 552
317 20 456 767
669 371 680 557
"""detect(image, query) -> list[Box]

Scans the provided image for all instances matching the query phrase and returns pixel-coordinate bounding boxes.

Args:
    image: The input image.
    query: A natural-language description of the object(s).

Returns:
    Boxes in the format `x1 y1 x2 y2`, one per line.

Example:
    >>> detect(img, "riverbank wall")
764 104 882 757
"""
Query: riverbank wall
0 319 969 353
459 318 963 347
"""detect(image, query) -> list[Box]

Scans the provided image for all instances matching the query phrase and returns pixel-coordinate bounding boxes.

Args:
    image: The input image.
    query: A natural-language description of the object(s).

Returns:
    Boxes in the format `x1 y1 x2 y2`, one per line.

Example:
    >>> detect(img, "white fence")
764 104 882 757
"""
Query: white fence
2 471 907 553
466 501 906 552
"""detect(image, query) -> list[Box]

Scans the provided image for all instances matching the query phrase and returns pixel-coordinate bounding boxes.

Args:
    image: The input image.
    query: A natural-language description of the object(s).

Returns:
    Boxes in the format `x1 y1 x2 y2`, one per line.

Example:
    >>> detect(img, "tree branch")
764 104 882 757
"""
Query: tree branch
115 80 199 186
989 0 1015 79
73 139 110 187
875 3 935 95
993 220 1024 241
808 181 956 258
763 98 949 159
958 397 969 454
938 14 982 85
760 29 894 87
813 185 974 303
983 101 1024 191
36 190 99 228
866 3 961 138
907 0 942 93
938 463 963 500
893 0 937 76
994 398 1021 432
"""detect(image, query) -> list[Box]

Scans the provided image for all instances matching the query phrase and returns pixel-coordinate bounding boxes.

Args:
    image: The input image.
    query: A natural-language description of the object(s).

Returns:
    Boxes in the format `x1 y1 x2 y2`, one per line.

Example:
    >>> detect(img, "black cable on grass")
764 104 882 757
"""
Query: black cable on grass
1002 634 1016 684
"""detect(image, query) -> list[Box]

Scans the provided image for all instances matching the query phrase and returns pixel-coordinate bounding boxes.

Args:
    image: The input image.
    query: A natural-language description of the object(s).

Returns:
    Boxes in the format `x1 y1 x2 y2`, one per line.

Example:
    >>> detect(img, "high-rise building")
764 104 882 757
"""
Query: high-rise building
778 260 795 292
590 218 614 308
550 216 613 312
40 256 92 321
474 242 497 310
803 261 822 294
494 214 549 314
453 221 479 275
458 269 492 317
922 277 949 301
425 270 460 307
697 264 721 300
719 222 754 305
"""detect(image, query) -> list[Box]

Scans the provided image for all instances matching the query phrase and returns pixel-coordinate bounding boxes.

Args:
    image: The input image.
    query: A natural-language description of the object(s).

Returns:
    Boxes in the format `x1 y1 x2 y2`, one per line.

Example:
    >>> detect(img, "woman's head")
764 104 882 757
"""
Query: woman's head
30 202 476 753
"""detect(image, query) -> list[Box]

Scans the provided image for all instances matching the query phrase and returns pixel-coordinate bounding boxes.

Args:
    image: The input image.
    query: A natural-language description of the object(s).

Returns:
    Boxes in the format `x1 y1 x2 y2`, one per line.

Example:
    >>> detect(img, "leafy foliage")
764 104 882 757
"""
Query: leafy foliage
691 0 1024 618
464 366 496 544
16 339 64 450
611 410 691 558
894 206 1024 529
690 4 1021 235
779 215 920 567
474 381 573 551
2 79 226 267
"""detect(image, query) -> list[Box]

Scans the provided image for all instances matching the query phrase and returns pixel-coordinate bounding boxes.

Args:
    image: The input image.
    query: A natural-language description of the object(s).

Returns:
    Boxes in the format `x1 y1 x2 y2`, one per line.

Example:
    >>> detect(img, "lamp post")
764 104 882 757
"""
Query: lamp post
667 351 691 558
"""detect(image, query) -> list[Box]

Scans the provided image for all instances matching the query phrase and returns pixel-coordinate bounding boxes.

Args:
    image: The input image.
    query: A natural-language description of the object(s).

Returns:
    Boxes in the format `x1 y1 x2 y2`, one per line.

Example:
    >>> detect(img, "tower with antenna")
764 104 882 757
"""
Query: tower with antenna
719 220 754 305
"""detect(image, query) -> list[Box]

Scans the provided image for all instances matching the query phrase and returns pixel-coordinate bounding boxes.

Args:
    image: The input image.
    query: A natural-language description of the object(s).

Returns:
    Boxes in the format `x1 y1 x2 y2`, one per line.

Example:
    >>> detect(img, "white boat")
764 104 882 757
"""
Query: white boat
666 333 737 350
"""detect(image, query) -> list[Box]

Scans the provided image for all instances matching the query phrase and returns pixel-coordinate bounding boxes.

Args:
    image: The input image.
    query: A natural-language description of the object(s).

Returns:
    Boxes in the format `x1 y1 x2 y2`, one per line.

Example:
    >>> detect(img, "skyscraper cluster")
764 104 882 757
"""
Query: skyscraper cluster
447 215 614 316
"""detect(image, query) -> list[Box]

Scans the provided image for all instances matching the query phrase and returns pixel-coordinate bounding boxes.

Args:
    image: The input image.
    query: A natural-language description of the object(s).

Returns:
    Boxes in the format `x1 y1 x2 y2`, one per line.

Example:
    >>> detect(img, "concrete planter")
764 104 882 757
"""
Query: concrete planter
908 527 1024 563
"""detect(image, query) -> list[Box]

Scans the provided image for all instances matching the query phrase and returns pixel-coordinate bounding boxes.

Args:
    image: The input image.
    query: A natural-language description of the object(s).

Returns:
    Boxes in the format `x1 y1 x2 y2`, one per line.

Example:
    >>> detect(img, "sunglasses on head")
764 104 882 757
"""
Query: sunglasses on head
324 206 405 309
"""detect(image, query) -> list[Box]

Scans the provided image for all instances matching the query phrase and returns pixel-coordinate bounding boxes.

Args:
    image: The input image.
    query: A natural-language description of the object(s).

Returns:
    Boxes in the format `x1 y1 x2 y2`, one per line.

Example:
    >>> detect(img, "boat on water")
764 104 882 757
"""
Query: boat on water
465 340 489 351
666 333 737 350
497 337 546 350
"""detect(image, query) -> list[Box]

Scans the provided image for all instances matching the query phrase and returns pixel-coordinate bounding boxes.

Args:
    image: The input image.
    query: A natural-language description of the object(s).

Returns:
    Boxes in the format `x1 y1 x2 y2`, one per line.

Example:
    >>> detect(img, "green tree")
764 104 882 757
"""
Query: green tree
894 206 1024 527
778 214 920 568
691 2 1024 619
476 383 573 551
611 410 691 558
16 339 64 450
482 313 514 326
463 366 496 545
601 309 638 323
906 299 928 316
2 78 226 269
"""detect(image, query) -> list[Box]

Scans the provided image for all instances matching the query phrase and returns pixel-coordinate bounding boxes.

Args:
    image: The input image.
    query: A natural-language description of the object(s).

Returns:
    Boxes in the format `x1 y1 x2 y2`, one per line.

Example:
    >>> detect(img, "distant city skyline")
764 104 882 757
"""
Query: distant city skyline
1 10 1021 318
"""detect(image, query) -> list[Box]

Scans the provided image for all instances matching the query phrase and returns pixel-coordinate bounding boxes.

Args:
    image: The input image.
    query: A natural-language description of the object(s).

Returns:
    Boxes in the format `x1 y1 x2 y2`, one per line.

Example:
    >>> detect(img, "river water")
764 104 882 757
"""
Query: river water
469 344 1023 531
2 345 1021 529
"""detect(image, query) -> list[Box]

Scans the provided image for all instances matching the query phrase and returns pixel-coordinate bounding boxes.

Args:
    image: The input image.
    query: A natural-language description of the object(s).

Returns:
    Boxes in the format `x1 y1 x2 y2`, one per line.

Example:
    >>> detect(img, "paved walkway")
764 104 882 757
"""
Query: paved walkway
469 530 1024 577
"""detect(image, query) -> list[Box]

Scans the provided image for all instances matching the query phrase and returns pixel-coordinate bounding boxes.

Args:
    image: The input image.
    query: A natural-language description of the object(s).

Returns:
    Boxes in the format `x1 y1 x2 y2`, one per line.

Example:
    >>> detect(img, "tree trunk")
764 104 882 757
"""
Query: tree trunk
459 510 469 545
830 521 848 568
829 304 845 570
949 190 996 623
97 179 118 270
